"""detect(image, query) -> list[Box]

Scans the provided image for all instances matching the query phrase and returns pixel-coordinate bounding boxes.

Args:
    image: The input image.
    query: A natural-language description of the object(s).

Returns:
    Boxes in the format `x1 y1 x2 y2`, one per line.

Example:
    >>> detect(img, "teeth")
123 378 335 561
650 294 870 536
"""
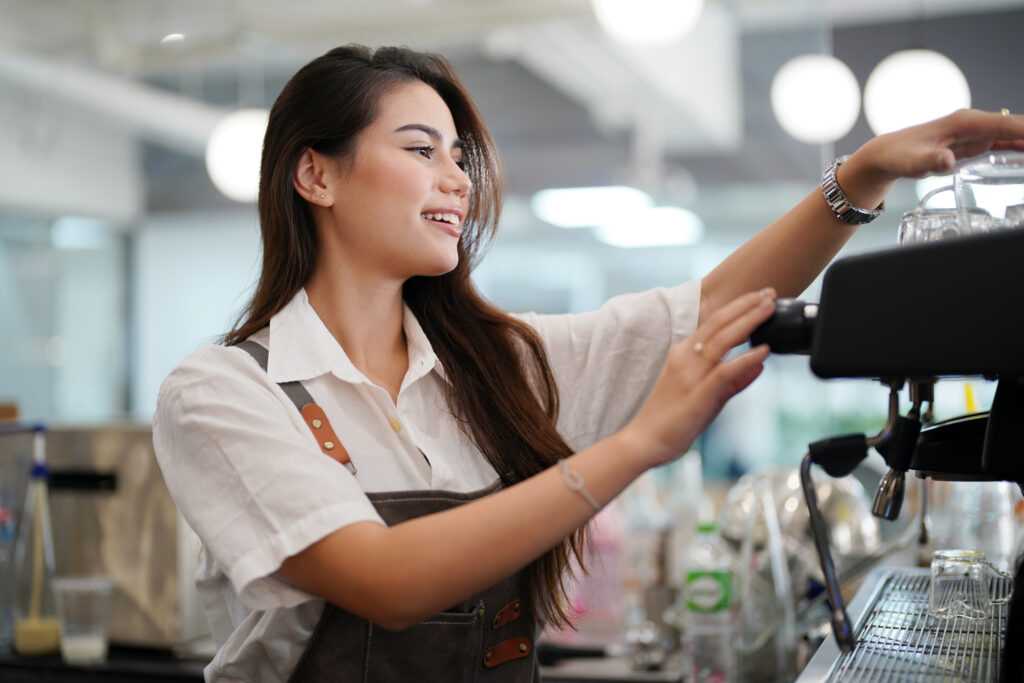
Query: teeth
422 212 461 227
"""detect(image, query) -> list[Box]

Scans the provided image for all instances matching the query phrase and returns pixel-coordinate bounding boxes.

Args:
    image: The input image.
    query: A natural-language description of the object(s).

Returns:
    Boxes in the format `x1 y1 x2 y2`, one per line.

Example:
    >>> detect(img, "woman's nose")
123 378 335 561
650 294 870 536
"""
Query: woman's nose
442 159 472 197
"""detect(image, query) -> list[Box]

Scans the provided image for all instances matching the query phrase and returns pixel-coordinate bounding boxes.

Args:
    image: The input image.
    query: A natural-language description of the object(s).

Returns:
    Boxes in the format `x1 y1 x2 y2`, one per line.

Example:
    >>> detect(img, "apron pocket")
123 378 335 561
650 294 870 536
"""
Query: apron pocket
364 600 484 682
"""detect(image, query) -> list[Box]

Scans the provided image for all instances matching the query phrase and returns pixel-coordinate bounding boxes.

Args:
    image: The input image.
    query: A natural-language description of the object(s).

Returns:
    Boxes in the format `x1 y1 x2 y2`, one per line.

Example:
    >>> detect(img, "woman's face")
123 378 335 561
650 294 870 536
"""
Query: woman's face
323 80 472 282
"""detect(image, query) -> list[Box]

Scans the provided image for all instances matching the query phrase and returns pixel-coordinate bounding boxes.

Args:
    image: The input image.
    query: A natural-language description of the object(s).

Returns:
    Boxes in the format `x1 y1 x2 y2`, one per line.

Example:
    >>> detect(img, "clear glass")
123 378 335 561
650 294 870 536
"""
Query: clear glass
897 184 993 245
928 549 1014 620
953 151 1024 230
52 576 114 664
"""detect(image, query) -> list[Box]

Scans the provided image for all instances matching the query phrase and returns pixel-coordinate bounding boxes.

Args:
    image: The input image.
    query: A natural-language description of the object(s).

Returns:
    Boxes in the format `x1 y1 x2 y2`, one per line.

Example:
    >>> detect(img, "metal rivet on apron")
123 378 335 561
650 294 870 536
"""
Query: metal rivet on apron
485 649 493 661
324 441 335 450
311 419 322 429
519 642 528 653
477 607 485 618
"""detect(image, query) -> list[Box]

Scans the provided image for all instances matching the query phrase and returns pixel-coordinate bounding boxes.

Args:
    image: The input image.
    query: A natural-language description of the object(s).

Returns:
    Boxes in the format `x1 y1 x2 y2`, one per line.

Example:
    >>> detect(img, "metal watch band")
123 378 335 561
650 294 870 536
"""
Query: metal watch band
821 155 884 225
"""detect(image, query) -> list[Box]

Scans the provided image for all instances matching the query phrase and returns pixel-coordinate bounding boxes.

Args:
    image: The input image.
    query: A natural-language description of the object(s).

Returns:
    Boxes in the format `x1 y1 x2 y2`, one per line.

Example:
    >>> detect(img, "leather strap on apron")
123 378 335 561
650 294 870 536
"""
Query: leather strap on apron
238 340 355 474
235 339 540 682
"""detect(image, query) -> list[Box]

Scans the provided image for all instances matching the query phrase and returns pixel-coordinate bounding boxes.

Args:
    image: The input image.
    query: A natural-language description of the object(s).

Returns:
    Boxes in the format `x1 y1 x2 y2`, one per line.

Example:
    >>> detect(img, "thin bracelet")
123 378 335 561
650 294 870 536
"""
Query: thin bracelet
557 458 603 513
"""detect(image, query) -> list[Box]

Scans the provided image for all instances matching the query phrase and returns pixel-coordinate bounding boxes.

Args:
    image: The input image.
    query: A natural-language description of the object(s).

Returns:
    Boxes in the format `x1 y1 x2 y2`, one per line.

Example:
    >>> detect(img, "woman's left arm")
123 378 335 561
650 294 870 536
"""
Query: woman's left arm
699 109 1024 324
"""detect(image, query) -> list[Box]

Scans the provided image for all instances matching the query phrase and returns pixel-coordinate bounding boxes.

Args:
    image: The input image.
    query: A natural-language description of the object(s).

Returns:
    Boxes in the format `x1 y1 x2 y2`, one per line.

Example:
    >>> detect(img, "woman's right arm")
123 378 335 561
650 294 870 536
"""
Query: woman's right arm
276 288 775 630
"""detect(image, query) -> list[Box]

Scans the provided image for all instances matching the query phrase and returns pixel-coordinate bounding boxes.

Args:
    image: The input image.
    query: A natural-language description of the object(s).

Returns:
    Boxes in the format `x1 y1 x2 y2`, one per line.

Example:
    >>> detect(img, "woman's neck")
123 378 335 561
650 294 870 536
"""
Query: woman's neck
304 266 409 403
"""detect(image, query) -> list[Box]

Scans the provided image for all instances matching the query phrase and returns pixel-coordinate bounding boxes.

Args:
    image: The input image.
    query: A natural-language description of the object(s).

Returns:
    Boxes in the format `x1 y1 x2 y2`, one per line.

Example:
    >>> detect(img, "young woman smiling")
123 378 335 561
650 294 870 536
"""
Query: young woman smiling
153 45 1024 682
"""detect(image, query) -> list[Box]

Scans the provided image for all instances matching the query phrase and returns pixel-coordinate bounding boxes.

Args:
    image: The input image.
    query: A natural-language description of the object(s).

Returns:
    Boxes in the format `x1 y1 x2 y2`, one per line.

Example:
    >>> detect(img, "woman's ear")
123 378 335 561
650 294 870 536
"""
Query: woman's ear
293 148 333 206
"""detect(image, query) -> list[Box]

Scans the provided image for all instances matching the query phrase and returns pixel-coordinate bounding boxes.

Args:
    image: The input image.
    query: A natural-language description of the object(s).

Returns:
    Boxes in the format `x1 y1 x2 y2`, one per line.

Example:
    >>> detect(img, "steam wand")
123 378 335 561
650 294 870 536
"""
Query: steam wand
799 379 913 652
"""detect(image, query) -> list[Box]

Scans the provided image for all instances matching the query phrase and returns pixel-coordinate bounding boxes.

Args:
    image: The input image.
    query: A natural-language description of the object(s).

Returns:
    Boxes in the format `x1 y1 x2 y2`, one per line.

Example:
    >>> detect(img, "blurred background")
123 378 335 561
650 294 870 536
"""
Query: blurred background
2 0 1023 478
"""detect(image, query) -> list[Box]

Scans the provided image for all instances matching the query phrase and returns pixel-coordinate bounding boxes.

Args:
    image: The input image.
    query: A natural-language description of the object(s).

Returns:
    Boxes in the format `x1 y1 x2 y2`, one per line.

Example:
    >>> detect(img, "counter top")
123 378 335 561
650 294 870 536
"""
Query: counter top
0 646 683 682
0 646 207 683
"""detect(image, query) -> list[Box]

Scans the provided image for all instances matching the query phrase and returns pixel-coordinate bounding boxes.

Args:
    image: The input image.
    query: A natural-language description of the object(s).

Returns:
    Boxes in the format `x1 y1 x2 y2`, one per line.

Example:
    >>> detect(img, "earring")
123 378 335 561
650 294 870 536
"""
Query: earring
319 194 326 199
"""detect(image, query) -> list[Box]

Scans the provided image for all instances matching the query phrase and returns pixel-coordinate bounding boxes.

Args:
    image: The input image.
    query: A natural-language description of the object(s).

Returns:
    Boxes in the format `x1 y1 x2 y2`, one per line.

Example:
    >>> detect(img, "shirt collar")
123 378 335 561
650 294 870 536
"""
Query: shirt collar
265 288 447 386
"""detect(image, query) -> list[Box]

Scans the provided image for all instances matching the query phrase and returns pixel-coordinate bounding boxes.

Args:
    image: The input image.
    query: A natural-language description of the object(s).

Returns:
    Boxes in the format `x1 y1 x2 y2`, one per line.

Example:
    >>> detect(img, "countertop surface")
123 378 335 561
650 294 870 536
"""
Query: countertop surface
0 646 685 682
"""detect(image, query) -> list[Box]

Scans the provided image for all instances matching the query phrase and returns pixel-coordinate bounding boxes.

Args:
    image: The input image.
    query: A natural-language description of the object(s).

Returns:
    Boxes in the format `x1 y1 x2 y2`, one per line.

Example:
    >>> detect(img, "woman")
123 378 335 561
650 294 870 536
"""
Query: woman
153 45 1024 682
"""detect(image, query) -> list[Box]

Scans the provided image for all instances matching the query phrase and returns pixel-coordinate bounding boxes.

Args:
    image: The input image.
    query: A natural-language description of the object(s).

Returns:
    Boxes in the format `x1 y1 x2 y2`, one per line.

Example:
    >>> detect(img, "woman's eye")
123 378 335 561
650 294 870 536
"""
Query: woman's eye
410 146 435 159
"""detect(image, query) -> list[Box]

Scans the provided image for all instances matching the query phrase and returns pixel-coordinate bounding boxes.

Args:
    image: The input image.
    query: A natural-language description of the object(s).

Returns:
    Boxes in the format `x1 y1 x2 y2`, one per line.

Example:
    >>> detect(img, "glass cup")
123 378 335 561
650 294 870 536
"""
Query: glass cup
897 185 994 245
928 549 1014 620
52 576 114 664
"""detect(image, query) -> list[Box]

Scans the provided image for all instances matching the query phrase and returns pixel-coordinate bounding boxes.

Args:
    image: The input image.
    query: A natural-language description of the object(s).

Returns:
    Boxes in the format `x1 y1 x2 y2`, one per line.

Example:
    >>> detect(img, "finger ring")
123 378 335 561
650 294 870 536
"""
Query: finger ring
1002 108 1011 118
693 341 713 362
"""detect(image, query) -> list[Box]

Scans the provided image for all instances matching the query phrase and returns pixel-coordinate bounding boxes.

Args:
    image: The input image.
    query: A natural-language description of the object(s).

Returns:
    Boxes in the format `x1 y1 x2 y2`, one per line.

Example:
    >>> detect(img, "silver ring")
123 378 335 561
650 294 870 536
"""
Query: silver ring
1001 108 1011 118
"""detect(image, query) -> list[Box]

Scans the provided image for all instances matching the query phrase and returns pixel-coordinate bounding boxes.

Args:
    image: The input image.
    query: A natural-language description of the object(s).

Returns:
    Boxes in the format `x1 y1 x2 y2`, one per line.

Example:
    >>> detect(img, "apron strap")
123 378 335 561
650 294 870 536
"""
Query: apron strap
236 339 356 475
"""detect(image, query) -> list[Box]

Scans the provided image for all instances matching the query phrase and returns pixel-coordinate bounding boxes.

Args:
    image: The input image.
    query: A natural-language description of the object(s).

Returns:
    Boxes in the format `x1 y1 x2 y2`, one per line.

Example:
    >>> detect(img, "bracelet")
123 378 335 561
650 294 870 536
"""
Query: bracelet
557 459 603 513
821 155 885 225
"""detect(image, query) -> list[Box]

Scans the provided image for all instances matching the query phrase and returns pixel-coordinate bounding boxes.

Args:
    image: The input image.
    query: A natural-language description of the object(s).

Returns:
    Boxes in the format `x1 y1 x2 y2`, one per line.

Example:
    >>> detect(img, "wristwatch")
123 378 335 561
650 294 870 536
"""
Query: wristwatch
821 155 884 225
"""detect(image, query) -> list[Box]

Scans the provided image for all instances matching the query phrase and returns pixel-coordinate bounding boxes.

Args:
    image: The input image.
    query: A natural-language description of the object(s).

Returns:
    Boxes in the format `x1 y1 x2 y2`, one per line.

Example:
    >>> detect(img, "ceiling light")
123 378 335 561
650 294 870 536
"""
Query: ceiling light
863 49 970 136
160 33 185 44
205 108 268 203
531 186 653 228
593 206 704 247
770 54 860 144
591 0 704 46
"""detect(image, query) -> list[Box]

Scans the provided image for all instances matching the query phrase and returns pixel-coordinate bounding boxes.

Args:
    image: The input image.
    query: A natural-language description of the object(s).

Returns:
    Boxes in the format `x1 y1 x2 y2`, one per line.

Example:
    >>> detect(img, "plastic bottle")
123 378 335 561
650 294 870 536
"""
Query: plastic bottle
680 520 735 683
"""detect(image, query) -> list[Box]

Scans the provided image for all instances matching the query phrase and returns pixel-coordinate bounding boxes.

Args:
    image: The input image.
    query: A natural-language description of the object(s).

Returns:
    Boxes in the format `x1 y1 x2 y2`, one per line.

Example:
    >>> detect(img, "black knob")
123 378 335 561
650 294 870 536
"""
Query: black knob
749 298 818 354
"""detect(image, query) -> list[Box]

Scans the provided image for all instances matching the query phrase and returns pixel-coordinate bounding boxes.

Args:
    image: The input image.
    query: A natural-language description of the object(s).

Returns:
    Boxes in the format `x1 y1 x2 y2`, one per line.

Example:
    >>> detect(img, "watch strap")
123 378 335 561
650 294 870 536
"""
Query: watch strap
821 155 884 225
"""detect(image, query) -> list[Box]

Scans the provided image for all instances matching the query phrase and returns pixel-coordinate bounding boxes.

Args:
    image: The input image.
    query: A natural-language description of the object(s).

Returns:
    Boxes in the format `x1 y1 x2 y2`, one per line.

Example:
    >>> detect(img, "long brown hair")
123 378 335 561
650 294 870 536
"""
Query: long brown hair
224 45 584 625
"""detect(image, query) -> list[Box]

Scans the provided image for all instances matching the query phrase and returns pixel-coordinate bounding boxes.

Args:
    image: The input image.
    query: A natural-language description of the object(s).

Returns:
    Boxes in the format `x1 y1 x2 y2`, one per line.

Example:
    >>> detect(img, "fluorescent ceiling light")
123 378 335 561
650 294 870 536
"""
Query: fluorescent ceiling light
205 108 269 203
864 49 970 136
161 33 185 44
592 0 704 46
594 206 704 247
531 185 653 228
771 54 860 144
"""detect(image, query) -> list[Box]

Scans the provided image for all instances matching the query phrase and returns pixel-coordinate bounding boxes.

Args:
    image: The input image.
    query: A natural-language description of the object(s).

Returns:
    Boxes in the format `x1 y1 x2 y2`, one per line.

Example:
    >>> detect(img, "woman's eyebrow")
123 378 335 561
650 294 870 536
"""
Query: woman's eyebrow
394 123 464 149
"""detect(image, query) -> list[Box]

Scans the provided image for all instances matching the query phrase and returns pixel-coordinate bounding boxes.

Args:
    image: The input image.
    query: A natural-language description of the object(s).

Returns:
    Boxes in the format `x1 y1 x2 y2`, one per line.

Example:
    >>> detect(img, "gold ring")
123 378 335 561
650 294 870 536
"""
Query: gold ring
1001 108 1011 118
693 341 713 362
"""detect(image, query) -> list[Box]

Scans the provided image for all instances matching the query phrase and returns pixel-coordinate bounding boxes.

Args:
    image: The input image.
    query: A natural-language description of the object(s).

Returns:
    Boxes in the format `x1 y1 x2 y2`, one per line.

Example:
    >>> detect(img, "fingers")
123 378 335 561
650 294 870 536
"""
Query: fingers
708 343 770 401
688 287 776 365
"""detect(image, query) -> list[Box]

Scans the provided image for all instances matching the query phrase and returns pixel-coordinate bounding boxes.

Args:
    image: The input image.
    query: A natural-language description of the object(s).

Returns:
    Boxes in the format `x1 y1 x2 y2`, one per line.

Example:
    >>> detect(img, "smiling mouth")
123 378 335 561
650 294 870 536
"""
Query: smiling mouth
421 212 461 228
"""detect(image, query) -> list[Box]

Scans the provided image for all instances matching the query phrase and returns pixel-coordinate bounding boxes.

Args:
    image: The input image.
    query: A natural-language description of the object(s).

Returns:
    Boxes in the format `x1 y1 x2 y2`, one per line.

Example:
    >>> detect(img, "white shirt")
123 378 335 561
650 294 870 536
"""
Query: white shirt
153 281 700 682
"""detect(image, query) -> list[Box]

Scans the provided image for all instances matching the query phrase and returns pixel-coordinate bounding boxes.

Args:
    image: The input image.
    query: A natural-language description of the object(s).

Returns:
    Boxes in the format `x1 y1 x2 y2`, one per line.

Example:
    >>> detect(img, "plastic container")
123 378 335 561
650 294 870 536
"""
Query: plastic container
678 521 736 683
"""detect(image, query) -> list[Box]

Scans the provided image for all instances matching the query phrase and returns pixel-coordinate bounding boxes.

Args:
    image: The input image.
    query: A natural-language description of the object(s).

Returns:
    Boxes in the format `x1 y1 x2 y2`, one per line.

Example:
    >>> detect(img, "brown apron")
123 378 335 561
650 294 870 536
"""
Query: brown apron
287 483 540 682
236 340 541 682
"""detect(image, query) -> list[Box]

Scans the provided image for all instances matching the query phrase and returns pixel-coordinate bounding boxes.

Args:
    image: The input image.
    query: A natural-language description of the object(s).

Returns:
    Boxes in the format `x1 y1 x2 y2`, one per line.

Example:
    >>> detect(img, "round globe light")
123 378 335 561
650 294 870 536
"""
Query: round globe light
592 0 704 46
205 108 269 203
863 49 970 136
770 54 861 144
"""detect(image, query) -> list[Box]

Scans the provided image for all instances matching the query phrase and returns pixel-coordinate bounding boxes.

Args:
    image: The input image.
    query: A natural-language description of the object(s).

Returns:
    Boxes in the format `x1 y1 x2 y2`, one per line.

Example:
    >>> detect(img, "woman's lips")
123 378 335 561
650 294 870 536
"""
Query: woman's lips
421 211 462 237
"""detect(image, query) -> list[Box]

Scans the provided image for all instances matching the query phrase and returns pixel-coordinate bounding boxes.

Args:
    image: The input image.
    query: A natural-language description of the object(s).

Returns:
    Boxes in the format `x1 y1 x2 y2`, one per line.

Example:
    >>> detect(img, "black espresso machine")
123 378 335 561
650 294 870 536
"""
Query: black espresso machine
750 226 1024 680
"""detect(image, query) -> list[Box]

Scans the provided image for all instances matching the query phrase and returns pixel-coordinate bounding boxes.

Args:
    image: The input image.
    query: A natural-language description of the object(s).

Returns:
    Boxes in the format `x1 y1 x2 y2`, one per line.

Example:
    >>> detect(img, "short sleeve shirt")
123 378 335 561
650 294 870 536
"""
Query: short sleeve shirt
152 281 700 682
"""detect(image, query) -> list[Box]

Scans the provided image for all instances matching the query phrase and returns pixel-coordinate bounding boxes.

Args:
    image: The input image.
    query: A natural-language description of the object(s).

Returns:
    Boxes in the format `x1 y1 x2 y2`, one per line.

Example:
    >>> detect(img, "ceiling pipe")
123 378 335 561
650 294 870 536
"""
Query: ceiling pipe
0 45 227 156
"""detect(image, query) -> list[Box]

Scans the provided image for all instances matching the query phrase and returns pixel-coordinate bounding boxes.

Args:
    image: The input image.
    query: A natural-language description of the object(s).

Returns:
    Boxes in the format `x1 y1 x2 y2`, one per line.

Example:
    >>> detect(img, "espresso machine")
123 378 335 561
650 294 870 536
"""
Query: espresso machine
751 194 1024 680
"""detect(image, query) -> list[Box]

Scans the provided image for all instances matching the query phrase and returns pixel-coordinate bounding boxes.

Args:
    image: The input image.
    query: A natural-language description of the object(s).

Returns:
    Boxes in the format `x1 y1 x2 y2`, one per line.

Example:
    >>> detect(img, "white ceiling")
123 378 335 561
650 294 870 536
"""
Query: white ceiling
2 0 1024 238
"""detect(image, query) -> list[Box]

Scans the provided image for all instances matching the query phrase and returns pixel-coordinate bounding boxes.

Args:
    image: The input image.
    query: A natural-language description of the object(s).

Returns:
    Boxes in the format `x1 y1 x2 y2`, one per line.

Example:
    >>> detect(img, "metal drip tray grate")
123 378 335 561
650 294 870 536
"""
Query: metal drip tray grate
826 570 1011 682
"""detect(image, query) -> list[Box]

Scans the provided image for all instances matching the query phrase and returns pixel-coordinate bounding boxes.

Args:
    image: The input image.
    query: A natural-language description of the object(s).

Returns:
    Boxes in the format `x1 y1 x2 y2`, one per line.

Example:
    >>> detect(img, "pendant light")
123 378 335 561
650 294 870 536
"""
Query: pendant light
770 54 861 145
863 49 970 135
592 0 704 46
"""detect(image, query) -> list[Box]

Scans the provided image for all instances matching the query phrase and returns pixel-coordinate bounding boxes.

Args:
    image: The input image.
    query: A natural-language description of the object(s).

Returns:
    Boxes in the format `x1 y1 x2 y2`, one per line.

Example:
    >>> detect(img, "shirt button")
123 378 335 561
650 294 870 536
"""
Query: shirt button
389 418 401 432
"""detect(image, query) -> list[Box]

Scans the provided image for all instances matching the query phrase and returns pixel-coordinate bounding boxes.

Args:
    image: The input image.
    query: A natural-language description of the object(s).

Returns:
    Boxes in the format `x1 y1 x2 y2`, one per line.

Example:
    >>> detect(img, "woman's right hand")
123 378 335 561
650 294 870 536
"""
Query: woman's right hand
620 287 777 469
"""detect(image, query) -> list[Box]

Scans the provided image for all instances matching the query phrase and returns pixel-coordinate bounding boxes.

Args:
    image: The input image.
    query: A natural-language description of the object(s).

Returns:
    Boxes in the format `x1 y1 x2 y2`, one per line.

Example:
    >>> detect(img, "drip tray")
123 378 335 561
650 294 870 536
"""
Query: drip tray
798 568 1011 682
